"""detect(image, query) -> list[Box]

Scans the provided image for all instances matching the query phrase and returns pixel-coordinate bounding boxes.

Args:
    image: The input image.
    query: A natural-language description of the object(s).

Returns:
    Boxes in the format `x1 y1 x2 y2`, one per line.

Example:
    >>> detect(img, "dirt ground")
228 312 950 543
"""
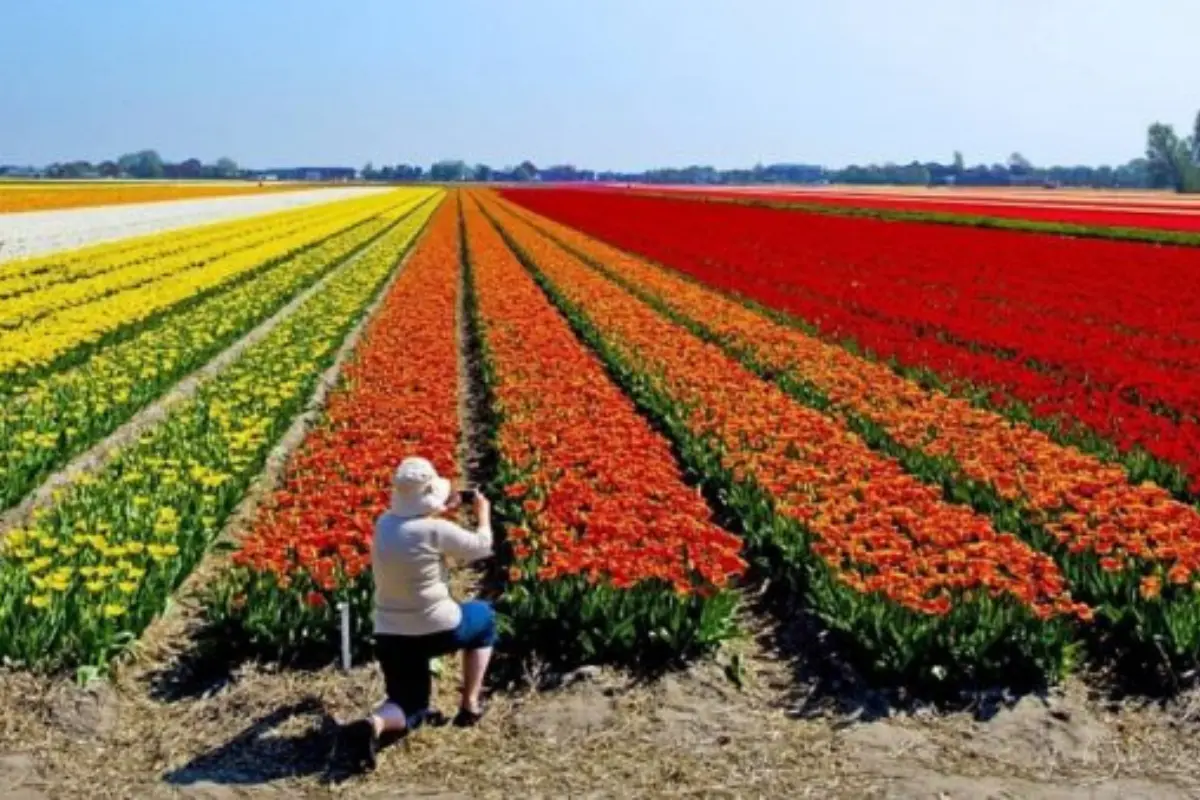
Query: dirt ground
2 598 1200 800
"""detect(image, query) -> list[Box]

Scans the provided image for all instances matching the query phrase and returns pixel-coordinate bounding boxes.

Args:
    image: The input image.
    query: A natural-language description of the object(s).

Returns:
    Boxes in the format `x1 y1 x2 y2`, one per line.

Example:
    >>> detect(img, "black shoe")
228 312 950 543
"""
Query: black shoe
341 718 378 772
453 705 487 728
405 707 448 731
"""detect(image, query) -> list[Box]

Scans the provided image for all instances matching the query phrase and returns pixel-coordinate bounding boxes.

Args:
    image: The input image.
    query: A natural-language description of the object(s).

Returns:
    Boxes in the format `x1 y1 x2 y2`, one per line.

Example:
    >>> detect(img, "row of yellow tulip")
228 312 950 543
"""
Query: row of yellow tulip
0 191 426 382
0 191 443 671
0 194 391 303
0 191 438 511
0 200 390 328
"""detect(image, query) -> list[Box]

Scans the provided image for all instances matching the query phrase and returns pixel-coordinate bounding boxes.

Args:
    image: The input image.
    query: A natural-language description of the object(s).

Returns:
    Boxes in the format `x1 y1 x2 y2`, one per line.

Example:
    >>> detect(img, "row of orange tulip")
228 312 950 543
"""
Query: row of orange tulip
498 197 1200 674
462 193 745 664
202 194 463 661
478 190 1081 688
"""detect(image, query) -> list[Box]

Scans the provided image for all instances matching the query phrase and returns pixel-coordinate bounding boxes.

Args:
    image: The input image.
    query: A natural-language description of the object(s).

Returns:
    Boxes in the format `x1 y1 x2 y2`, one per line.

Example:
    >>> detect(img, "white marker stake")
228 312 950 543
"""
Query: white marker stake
338 601 351 671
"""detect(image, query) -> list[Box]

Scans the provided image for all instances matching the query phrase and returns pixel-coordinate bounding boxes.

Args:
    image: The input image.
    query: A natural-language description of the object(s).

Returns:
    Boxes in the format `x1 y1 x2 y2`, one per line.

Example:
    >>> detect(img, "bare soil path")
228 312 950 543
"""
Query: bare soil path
3 611 1200 799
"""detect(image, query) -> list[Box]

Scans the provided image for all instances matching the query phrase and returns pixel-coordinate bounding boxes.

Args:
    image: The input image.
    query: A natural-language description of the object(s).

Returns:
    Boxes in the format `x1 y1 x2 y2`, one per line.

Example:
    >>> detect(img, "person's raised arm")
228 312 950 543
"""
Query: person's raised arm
431 494 493 563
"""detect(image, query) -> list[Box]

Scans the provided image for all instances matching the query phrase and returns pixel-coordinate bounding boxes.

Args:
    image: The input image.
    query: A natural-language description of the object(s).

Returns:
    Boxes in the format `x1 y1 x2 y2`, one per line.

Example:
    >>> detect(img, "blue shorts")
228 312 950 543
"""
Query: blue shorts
376 600 496 718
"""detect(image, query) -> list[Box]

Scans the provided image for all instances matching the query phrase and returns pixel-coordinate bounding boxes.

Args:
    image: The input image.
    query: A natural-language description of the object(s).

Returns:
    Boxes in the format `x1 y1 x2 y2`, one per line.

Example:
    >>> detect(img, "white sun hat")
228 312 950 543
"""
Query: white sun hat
389 457 452 518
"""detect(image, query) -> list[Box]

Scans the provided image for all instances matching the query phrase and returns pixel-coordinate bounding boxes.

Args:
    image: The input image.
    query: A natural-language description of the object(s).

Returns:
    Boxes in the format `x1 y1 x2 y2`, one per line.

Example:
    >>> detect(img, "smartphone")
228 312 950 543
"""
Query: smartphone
457 488 478 504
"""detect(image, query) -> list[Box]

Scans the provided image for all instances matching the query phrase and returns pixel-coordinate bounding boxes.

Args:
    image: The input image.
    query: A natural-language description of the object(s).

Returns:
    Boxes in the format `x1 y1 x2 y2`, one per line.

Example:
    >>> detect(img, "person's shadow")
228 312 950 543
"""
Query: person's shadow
163 696 375 788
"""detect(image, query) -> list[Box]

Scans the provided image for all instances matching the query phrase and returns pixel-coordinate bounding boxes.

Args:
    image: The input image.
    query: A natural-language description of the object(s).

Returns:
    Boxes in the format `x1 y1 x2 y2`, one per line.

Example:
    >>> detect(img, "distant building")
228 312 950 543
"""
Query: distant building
0 165 40 177
1009 174 1062 188
246 167 356 182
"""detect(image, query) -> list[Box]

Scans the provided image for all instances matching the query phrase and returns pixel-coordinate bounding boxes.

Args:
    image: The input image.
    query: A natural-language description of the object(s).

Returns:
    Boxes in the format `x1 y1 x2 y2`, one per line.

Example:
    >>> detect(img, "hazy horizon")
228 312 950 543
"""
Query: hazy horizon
2 0 1196 171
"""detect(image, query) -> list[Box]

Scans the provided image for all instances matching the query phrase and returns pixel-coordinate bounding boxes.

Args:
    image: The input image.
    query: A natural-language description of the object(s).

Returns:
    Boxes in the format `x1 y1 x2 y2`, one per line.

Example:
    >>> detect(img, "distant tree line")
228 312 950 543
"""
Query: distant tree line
378 154 1155 189
576 156 1157 188
6 112 1200 192
1144 112 1200 192
0 150 242 180
396 112 1200 193
360 159 553 182
362 114 1200 191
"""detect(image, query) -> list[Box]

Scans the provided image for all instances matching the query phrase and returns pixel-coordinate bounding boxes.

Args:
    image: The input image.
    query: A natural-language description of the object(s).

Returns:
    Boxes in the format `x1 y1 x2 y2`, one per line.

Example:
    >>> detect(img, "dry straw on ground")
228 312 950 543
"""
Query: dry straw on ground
4 609 1200 799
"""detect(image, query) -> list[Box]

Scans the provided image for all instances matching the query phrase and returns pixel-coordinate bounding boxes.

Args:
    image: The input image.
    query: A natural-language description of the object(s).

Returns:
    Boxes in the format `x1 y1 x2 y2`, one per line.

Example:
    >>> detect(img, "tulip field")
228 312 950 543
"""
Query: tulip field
3 184 1200 694
0 180 304 213
0 188 439 667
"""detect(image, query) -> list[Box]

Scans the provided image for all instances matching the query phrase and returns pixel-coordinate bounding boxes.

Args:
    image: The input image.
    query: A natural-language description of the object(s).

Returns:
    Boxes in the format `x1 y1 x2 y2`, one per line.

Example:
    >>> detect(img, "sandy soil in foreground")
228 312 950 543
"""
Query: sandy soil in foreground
2 609 1199 800
0 187 390 263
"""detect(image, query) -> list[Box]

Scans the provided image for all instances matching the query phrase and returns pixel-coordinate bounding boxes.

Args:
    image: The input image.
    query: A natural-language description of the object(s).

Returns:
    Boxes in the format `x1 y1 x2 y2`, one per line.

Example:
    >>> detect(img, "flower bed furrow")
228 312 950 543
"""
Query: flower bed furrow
0 193 441 671
501 189 1200 495
201 194 462 662
498 197 1200 672
0 191 419 381
478 191 1084 691
462 194 745 666
0 193 435 512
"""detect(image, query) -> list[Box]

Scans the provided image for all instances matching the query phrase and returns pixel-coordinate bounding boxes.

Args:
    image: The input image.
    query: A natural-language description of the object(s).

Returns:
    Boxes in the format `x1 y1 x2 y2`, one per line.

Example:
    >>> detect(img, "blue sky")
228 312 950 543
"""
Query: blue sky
2 0 1195 170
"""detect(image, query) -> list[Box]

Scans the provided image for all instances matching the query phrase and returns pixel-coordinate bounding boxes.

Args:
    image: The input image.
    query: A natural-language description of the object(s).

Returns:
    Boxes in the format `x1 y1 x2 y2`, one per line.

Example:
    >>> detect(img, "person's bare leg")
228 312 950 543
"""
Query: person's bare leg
461 647 492 712
370 701 408 735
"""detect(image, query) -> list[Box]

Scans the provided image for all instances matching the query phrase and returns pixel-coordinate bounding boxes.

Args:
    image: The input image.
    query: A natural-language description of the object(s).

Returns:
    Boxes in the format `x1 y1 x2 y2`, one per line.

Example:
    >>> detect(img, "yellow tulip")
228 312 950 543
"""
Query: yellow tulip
0 191 426 376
